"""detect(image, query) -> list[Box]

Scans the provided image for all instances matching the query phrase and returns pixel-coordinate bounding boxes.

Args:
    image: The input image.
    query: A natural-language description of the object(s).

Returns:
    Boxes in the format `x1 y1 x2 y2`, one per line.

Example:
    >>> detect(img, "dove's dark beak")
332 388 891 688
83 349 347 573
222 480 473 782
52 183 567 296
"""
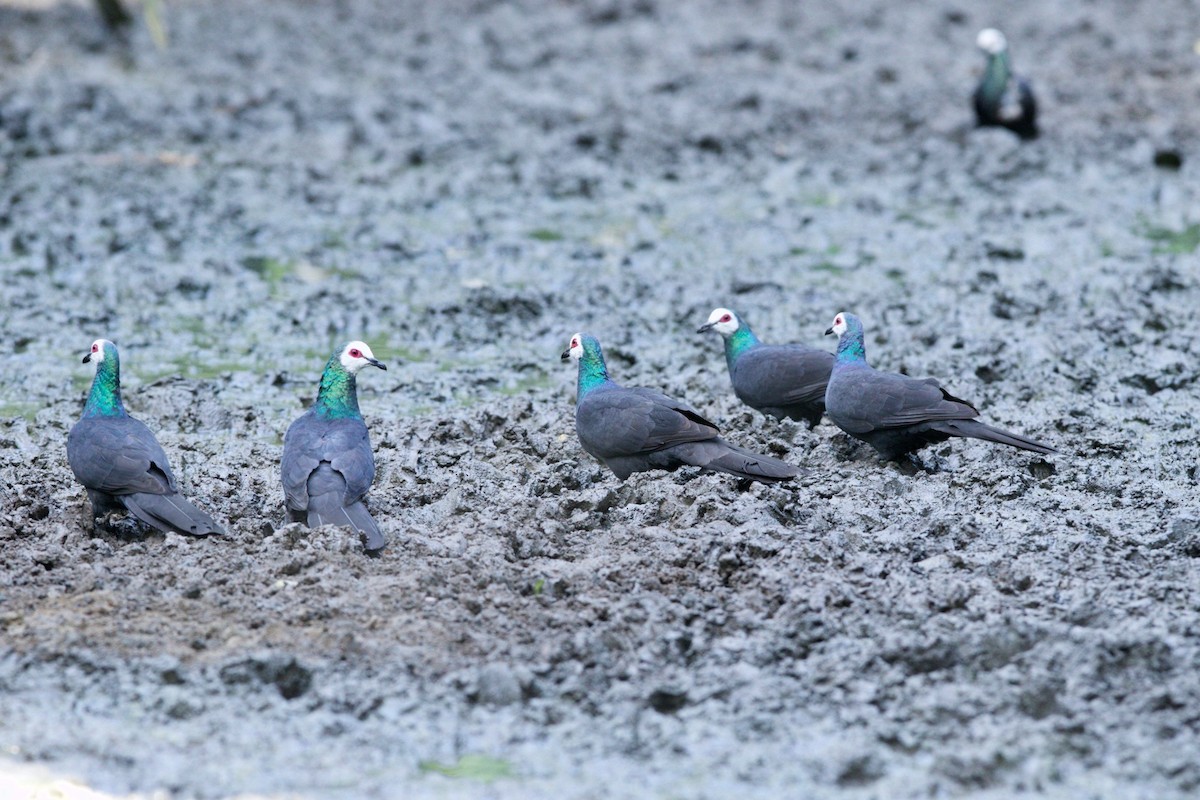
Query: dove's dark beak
697 322 714 333
560 349 571 362
368 358 386 371
824 327 835 336
82 353 92 364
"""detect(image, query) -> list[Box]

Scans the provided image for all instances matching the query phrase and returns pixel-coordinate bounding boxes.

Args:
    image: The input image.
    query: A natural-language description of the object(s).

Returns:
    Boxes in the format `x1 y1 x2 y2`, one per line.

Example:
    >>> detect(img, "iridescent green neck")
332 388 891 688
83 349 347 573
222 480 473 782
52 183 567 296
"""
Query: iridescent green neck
83 355 126 418
723 326 761 370
313 358 361 419
980 51 1011 106
836 321 867 365
576 347 611 400
840 316 868 367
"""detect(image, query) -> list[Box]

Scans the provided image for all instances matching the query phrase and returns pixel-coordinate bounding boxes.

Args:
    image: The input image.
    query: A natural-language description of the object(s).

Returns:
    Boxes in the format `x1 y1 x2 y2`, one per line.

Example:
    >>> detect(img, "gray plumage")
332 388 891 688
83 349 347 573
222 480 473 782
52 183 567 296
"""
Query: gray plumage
699 307 833 428
281 415 382 548
68 417 224 536
824 313 1055 461
68 339 223 536
973 28 1038 140
280 341 386 551
563 333 800 483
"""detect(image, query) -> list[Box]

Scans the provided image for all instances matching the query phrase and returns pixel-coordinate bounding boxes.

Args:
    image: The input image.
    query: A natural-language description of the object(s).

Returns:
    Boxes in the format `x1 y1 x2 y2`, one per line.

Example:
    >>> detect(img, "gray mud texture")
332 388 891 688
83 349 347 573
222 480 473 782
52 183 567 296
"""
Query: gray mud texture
1 0 1199 798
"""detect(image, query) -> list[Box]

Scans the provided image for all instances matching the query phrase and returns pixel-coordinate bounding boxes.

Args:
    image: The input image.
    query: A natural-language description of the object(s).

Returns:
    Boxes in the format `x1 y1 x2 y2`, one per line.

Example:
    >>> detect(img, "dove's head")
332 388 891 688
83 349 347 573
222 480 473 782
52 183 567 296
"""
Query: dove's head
825 312 868 362
825 311 864 339
561 333 609 394
976 28 1008 56
560 333 607 368
561 332 587 363
82 339 117 367
338 341 386 373
697 308 741 337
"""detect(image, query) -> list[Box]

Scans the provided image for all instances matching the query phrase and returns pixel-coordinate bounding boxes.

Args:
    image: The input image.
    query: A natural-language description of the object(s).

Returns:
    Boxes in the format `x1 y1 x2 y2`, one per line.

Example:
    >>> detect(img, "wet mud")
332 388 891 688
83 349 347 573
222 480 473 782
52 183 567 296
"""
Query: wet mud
1 0 1199 797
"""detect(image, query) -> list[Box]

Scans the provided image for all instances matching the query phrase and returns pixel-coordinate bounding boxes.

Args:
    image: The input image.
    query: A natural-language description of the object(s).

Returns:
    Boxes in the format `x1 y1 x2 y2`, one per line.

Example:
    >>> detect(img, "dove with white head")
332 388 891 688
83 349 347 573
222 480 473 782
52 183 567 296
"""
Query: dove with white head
280 341 388 551
561 332 800 483
67 339 225 536
698 307 833 429
824 312 1055 463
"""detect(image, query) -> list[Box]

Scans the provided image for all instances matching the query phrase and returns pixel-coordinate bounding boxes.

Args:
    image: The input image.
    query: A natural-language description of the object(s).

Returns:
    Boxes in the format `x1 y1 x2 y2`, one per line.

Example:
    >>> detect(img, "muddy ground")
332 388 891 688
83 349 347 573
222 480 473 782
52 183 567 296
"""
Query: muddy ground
1 0 1198 797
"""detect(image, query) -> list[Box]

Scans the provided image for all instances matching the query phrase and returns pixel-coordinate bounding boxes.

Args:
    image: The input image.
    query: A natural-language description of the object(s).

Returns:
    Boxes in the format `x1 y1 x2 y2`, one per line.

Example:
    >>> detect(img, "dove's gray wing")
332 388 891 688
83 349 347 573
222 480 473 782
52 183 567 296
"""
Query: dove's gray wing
732 345 833 426
281 412 381 549
576 385 720 461
828 368 980 435
68 416 178 496
68 416 223 536
281 412 375 510
327 424 376 505
828 364 1053 459
280 413 321 513
575 384 798 483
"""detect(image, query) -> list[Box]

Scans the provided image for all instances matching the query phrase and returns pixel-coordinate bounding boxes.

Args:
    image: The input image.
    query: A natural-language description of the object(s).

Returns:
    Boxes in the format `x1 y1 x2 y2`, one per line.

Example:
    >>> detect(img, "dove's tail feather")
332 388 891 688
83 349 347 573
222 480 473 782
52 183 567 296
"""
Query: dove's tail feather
122 492 224 536
306 487 384 551
671 439 802 483
932 419 1056 455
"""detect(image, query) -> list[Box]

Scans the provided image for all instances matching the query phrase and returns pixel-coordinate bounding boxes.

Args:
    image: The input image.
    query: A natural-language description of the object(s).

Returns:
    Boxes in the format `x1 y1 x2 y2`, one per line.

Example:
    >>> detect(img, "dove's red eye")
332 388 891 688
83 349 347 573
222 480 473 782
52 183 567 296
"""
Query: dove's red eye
91 344 98 352
349 348 362 358
720 314 731 323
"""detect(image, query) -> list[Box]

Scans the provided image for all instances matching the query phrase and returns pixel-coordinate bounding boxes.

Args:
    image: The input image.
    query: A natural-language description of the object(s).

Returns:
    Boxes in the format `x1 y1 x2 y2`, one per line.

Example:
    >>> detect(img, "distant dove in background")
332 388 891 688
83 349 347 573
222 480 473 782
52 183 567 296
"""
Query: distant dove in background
974 28 1038 139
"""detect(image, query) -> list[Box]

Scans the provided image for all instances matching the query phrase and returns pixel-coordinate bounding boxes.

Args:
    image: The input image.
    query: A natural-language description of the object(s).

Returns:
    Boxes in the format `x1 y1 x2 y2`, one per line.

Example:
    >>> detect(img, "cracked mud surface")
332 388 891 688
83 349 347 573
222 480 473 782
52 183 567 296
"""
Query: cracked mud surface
1 0 1199 797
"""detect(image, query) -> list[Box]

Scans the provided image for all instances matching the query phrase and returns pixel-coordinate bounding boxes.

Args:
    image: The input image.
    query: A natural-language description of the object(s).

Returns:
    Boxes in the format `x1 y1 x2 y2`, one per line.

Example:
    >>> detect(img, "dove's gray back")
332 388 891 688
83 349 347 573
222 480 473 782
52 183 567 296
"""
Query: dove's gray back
281 410 382 549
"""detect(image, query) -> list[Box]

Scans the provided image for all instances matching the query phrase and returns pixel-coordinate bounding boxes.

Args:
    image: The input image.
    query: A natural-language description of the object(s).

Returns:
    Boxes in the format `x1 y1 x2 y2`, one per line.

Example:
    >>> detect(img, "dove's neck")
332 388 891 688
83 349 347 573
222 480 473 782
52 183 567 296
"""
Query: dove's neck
724 326 761 370
979 51 1012 107
835 333 868 366
314 359 362 419
576 354 611 401
83 357 127 418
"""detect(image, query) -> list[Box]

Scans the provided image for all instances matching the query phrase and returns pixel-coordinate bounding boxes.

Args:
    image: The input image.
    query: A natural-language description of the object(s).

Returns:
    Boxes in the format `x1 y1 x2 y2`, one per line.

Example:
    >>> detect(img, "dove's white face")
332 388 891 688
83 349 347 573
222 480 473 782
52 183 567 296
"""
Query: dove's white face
340 341 385 373
84 338 111 366
829 313 849 337
703 308 740 337
564 333 584 362
977 28 1007 55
